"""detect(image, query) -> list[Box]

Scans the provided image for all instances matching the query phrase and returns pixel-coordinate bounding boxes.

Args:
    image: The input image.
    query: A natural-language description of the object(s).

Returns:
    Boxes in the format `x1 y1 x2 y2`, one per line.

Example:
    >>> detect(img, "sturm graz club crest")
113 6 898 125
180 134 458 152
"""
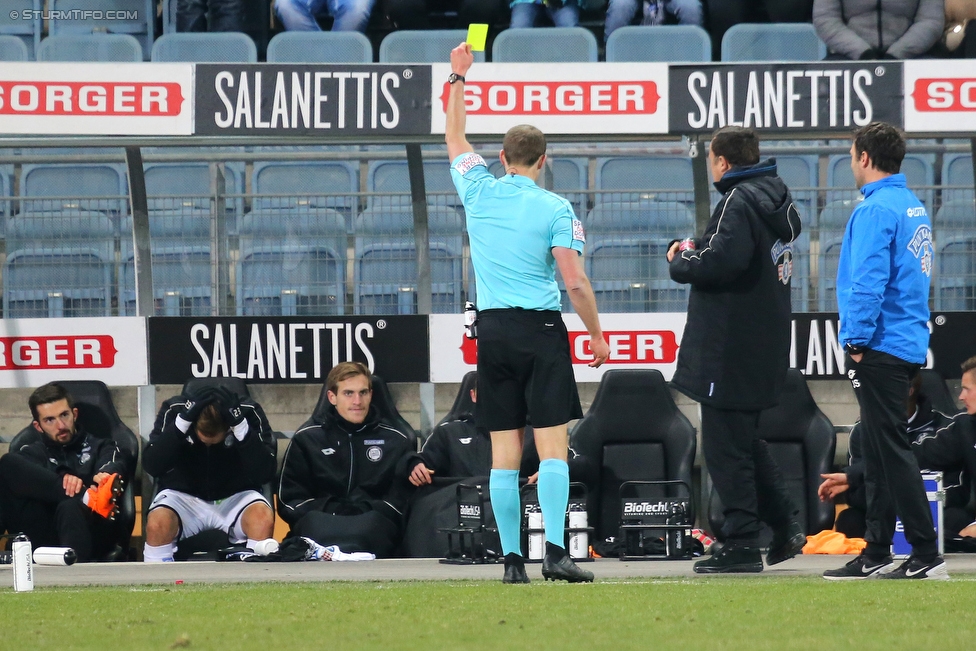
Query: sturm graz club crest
366 446 383 462
770 239 795 285
907 224 934 277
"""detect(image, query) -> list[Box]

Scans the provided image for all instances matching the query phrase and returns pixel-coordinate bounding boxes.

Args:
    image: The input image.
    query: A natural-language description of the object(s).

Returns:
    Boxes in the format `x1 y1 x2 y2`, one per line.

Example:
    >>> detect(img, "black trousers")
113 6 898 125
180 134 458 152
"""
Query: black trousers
849 350 937 558
177 0 245 32
700 405 796 545
0 454 120 562
291 510 400 558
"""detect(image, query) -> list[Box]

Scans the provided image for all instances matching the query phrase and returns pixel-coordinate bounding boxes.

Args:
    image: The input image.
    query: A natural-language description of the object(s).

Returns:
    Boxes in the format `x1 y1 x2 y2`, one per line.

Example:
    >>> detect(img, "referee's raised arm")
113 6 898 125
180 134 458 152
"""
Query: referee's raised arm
446 43 474 161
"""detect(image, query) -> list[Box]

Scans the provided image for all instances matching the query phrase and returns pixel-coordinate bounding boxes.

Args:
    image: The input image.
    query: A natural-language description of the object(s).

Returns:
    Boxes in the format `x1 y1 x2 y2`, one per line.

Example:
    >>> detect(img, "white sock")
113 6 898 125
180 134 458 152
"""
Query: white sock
143 542 175 563
82 490 91 506
248 538 279 556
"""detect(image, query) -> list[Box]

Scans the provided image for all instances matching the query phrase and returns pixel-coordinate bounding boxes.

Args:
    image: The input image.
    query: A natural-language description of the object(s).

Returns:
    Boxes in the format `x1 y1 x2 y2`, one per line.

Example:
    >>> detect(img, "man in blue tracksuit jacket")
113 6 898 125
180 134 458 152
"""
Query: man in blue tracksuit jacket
824 122 945 581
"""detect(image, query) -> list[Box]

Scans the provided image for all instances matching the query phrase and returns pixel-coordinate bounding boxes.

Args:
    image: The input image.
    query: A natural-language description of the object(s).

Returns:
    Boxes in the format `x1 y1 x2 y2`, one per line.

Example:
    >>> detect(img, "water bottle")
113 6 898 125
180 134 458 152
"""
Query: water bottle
12 534 34 592
33 547 78 566
463 301 478 339
665 502 686 559
568 503 588 560
527 504 544 560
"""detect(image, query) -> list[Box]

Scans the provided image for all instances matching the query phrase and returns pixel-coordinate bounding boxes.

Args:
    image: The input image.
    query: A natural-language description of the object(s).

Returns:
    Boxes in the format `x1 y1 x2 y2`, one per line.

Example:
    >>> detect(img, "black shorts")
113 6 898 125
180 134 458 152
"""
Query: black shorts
475 309 583 431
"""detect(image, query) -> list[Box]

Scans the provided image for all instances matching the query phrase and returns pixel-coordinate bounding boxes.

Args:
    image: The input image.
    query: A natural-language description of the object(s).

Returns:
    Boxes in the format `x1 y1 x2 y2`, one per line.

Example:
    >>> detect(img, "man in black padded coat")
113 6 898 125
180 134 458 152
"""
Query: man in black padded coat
668 125 804 574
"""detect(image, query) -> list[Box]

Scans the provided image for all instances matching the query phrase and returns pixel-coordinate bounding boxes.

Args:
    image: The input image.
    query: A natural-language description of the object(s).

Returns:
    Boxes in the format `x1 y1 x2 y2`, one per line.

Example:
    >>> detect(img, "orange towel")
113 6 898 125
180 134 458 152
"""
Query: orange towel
801 530 868 555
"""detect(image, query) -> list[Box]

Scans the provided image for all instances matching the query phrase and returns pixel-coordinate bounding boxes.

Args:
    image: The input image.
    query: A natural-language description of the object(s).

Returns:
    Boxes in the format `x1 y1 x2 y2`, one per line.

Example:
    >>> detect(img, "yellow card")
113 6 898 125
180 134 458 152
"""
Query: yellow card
467 24 488 52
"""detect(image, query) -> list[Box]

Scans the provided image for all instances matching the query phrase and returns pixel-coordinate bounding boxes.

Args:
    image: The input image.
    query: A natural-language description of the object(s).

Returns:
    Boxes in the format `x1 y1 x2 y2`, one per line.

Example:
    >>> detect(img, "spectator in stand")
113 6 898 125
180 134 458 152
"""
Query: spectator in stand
510 0 581 28
178 0 245 32
813 0 945 60
704 0 813 60
386 0 504 30
605 0 703 45
943 0 976 58
275 0 375 32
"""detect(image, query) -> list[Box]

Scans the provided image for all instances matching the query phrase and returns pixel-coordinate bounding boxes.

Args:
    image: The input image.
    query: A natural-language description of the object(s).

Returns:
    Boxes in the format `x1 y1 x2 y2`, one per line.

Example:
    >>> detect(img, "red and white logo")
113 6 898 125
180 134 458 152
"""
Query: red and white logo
460 330 679 365
0 81 184 116
440 80 660 116
910 77 976 112
904 61 976 132
0 336 117 370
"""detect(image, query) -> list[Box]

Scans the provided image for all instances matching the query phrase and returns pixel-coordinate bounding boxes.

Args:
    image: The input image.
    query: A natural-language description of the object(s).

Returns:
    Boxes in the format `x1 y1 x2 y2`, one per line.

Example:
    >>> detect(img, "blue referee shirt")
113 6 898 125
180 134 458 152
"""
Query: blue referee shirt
450 152 584 311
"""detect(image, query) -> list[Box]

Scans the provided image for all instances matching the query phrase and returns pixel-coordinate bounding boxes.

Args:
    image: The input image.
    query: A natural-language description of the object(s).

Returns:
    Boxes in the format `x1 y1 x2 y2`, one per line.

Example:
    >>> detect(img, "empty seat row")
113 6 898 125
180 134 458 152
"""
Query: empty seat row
0 23 827 63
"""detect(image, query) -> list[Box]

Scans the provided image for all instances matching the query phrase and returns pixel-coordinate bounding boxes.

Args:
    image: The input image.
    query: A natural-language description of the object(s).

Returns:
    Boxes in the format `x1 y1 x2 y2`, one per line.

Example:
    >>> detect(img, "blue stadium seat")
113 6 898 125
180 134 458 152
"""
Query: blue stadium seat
721 23 826 61
0 0 40 59
942 153 974 203
4 211 115 318
119 209 214 316
606 25 711 62
37 34 143 62
584 200 694 312
0 34 29 60
773 154 818 225
826 153 934 210
238 208 348 316
816 199 861 312
267 31 373 63
21 163 127 216
252 161 359 220
790 231 811 313
151 32 257 62
595 156 694 204
354 206 463 315
161 0 176 34
366 159 459 210
487 157 587 216
49 0 153 60
492 27 598 62
934 200 976 311
379 30 485 63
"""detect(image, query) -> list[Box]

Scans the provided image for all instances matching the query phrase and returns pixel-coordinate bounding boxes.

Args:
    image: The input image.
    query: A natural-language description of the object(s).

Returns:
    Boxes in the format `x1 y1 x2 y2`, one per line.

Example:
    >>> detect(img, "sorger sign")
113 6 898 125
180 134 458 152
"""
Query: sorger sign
0 318 147 388
429 63 669 135
905 60 976 132
0 63 193 135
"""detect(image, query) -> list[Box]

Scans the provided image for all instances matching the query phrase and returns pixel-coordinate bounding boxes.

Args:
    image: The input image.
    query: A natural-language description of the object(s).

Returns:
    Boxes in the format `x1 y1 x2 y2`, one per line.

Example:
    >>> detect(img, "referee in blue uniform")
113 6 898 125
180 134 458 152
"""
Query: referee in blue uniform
446 42 610 584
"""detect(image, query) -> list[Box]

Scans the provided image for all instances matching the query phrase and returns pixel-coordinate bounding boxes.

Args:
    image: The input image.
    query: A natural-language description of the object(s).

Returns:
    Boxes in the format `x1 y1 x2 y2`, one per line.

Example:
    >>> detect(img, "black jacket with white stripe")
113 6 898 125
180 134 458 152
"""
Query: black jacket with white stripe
278 405 414 528
669 158 802 410
15 428 129 485
143 395 276 501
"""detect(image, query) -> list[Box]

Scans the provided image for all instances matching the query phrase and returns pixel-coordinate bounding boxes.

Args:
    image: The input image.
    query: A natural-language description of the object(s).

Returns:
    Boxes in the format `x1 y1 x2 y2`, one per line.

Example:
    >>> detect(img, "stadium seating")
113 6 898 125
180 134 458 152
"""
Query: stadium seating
237 207 348 316
21 163 128 217
7 380 140 558
366 159 460 210
48 0 154 59
772 154 818 224
595 156 694 204
584 200 694 312
119 208 214 316
827 153 935 209
0 0 40 59
487 157 588 216
379 29 485 63
252 160 359 219
570 369 697 543
354 205 464 315
4 210 116 318
942 153 974 203
705 369 835 542
491 27 598 62
267 31 373 63
309 374 418 443
605 24 711 62
721 22 826 61
37 33 143 62
0 34 29 60
816 198 860 312
151 32 258 62
934 199 976 311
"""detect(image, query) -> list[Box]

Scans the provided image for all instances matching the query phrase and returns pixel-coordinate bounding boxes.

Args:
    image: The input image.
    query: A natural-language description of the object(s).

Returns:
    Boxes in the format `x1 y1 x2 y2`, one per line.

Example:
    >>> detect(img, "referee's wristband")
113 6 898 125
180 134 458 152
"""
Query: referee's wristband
845 344 865 355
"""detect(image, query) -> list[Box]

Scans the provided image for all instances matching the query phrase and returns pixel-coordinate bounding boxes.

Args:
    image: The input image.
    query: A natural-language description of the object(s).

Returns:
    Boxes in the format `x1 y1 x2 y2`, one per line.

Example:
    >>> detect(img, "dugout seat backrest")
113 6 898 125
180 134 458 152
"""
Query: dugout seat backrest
705 369 835 542
436 371 478 429
569 369 696 542
918 369 961 417
8 380 139 557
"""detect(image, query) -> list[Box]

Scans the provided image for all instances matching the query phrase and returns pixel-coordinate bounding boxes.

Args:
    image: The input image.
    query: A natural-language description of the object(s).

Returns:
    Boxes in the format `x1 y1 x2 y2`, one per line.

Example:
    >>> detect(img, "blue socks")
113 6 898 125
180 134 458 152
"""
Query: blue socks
489 469 522 556
537 459 570 548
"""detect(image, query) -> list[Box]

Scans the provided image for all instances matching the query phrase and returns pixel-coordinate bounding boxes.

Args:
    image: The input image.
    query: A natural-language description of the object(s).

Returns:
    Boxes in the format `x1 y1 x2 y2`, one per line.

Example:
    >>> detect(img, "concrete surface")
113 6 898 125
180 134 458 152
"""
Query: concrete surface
3 554 976 588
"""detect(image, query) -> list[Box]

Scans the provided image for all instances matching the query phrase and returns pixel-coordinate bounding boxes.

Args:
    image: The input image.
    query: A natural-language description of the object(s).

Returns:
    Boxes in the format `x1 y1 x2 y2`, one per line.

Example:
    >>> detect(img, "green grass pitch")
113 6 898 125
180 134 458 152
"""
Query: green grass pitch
2 577 974 650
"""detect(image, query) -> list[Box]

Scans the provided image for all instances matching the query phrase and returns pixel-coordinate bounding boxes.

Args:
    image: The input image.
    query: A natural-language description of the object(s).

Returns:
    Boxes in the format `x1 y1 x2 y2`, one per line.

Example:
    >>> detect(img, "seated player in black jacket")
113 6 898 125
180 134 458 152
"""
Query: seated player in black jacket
142 385 278 562
0 383 131 562
277 362 414 558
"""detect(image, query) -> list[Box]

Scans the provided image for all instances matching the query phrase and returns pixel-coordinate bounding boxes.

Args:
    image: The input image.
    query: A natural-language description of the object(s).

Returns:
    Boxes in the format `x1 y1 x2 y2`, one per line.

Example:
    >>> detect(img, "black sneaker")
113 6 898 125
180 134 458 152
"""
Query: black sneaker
822 554 895 580
881 555 949 581
541 544 593 583
502 553 530 584
693 545 763 574
766 521 806 566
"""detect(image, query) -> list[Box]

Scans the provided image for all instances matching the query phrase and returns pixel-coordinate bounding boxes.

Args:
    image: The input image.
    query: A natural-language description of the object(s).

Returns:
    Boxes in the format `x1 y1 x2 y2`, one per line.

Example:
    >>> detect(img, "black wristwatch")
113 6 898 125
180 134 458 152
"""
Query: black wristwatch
845 343 865 355
448 73 465 84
